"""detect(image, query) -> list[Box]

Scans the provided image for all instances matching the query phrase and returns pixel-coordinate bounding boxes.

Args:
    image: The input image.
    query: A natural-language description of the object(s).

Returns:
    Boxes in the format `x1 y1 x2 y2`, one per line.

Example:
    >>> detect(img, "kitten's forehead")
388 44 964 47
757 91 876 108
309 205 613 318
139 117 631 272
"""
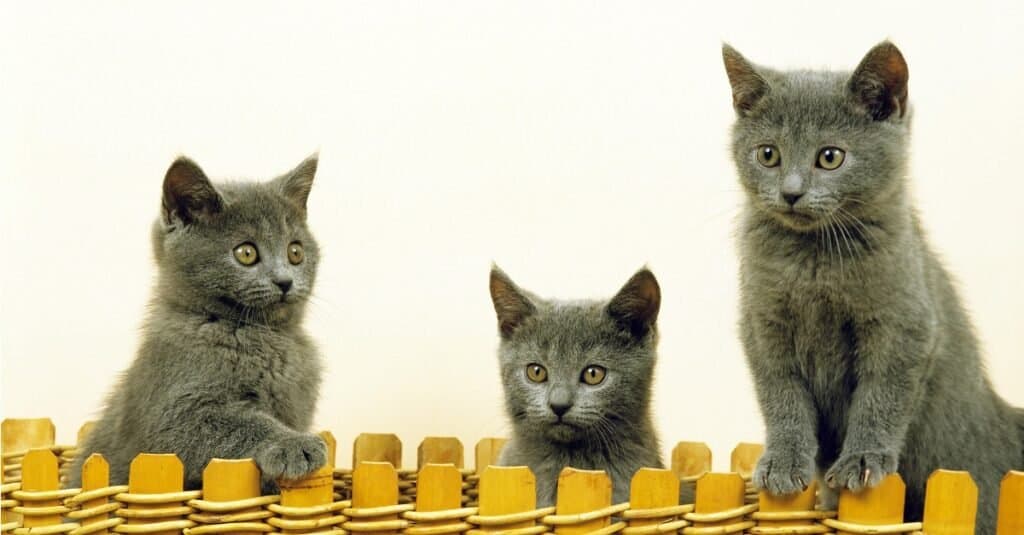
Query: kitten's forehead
216 181 306 231
749 68 864 133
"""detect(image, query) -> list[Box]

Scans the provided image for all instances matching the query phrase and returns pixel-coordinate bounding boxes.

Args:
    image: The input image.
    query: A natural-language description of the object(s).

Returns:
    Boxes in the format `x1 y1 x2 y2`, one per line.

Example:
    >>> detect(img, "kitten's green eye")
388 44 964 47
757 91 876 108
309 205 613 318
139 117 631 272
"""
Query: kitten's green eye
817 147 845 170
756 145 781 167
526 364 548 383
233 243 259 266
581 365 606 386
288 242 304 265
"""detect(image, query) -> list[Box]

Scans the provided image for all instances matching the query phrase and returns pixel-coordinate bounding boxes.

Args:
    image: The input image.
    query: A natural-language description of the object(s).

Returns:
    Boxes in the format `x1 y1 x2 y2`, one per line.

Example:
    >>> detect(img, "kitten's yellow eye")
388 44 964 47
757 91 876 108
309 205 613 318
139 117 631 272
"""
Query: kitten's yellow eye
581 365 606 385
817 147 845 170
233 243 259 266
756 145 781 167
526 364 548 383
288 242 304 265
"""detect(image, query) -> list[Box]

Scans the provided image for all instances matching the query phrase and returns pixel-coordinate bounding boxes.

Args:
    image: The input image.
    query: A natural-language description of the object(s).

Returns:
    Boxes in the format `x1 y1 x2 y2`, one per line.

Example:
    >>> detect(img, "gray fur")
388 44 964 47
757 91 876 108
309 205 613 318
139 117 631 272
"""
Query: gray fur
489 267 666 506
724 41 1024 533
66 155 326 493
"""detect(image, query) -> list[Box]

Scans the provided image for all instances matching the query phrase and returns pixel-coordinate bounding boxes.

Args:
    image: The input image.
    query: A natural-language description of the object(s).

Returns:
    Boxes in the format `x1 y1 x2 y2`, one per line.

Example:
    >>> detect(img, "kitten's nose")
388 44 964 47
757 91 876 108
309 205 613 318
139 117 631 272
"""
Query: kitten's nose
782 192 804 206
274 279 293 294
549 400 572 417
548 386 574 417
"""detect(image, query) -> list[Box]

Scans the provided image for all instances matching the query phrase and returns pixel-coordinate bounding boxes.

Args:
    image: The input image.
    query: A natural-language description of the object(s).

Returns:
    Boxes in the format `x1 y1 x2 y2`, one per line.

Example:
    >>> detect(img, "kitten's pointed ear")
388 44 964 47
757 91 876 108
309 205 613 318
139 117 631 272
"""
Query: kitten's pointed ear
723 44 769 116
162 156 223 225
277 153 318 216
607 268 661 339
848 41 909 121
489 266 536 339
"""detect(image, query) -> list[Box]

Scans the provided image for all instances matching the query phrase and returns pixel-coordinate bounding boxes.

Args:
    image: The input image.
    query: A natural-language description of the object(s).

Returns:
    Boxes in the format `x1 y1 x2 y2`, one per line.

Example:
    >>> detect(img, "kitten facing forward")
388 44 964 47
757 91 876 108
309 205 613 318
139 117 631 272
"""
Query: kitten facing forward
489 267 667 506
67 156 327 492
724 42 1024 532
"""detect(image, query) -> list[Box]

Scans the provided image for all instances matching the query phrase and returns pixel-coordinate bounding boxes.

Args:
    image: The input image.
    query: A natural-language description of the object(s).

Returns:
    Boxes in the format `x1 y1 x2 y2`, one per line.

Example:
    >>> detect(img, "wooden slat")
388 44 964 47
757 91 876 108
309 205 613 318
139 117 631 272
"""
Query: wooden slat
318 431 337 469
80 454 113 535
553 468 611 535
672 442 711 479
757 482 818 530
729 443 764 478
201 459 262 535
997 471 1024 535
352 461 399 535
476 466 536 532
20 450 61 528
417 438 464 469
627 468 679 530
77 422 97 446
278 464 334 535
1 418 55 453
473 439 508 473
836 474 905 535
921 470 977 535
693 473 745 530
352 434 402 469
127 454 185 535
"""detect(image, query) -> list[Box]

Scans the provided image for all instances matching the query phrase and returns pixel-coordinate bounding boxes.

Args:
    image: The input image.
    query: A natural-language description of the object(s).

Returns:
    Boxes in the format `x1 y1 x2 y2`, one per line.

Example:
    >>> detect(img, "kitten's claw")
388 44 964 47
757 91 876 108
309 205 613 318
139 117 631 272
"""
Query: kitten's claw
825 450 897 492
753 447 816 496
255 433 328 483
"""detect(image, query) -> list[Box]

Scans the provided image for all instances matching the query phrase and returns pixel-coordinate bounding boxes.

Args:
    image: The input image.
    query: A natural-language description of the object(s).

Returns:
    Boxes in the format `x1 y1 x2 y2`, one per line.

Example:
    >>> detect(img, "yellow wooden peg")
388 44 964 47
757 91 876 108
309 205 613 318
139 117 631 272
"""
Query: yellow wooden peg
77 423 97 447
352 434 402 469
626 467 684 528
755 481 819 531
415 464 462 512
921 470 977 535
476 466 537 532
997 471 1024 535
692 472 747 529
127 453 187 535
19 449 61 528
417 438 464 469
834 474 906 535
672 442 711 479
79 454 114 535
551 468 612 535
473 439 508 474
2 419 55 454
729 443 764 478
318 431 337 469
349 461 400 535
278 464 334 508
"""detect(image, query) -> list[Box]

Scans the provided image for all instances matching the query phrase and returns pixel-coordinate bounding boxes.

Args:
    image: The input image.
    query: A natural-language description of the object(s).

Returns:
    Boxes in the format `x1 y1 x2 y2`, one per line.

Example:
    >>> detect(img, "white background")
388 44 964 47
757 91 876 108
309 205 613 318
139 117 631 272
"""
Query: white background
2 1 1022 471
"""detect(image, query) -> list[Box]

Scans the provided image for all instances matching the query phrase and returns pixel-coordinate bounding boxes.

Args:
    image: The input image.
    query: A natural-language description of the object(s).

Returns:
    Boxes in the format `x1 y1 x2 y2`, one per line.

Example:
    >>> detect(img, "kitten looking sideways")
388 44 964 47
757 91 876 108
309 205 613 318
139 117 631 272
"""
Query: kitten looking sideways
724 41 1024 533
67 156 327 492
489 267 685 506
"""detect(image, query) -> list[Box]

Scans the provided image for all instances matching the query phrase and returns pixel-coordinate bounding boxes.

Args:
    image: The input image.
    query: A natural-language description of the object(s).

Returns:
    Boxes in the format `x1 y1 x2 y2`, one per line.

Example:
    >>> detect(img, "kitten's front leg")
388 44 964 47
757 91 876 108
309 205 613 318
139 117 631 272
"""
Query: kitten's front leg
165 398 326 489
824 320 925 491
746 317 819 495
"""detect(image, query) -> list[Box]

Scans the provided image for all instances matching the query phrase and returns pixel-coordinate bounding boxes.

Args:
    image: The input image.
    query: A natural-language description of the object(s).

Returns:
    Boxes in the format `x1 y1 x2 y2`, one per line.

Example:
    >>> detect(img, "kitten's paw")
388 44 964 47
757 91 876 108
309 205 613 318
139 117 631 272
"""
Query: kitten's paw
256 433 328 481
824 450 897 492
753 447 815 496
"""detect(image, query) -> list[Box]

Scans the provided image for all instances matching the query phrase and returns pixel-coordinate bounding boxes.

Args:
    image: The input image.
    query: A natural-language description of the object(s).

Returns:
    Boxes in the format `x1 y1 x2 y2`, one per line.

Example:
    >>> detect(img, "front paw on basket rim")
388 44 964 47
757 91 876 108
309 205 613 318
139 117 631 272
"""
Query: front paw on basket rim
824 450 897 492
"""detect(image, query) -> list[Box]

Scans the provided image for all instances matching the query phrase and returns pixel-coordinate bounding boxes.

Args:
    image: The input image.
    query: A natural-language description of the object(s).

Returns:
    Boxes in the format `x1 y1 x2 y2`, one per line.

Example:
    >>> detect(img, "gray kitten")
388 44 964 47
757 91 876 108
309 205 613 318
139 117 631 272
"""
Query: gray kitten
724 41 1024 533
67 155 327 493
489 267 669 506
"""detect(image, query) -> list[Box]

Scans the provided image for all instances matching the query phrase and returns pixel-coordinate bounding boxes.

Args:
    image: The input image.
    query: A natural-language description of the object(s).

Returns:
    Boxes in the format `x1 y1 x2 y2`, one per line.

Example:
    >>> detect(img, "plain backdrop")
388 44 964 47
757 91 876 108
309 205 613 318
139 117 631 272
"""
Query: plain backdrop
2 1 1022 471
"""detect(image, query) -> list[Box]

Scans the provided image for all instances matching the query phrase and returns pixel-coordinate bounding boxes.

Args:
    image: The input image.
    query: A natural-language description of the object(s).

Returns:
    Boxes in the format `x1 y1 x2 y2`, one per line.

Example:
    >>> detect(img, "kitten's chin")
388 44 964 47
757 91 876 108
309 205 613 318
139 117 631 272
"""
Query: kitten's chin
544 423 582 444
767 209 822 232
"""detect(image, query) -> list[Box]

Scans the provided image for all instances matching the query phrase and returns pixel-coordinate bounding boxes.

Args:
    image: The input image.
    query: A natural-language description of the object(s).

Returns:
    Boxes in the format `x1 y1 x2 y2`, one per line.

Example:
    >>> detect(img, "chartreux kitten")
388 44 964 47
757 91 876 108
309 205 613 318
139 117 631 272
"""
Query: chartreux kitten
724 41 1024 533
490 267 682 506
68 155 327 493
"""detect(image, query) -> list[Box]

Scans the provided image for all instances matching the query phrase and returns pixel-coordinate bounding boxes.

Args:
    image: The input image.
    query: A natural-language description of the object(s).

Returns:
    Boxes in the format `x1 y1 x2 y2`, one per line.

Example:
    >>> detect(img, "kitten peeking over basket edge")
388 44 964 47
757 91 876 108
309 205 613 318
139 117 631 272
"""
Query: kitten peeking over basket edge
489 265 694 506
66 154 327 493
